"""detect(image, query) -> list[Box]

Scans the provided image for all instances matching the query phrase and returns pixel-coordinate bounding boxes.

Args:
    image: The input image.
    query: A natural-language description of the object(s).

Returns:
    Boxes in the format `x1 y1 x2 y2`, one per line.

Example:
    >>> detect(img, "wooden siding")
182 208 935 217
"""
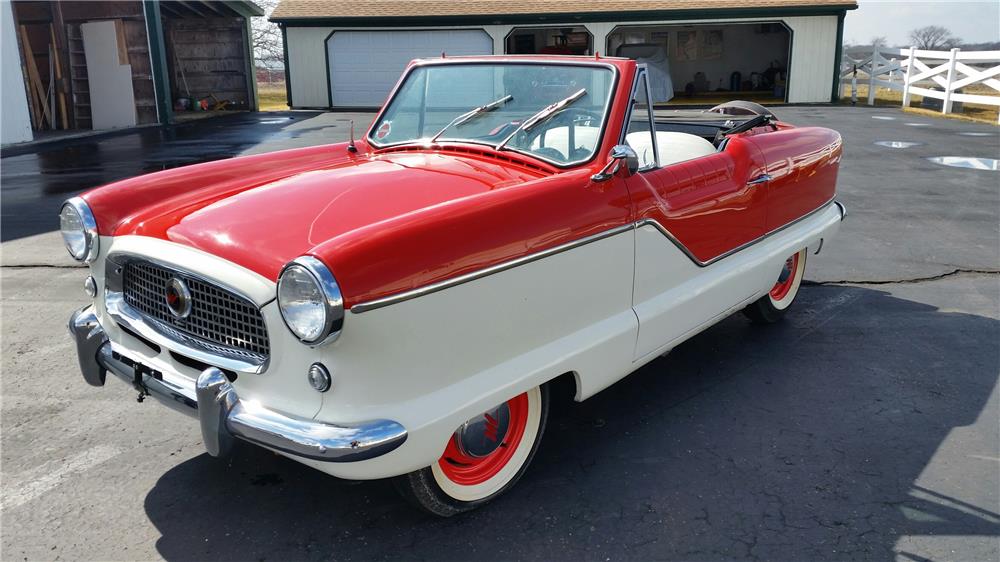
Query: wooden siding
286 26 335 107
785 15 838 103
165 17 252 108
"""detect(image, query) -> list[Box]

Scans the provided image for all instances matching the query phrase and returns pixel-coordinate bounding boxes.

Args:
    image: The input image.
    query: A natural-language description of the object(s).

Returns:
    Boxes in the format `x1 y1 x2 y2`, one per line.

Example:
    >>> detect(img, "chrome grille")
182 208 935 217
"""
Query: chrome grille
121 261 269 359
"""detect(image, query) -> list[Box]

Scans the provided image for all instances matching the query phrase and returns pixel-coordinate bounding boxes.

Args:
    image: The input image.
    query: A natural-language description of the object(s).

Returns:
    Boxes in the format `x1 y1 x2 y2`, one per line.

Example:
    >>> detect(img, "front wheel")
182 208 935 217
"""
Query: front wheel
394 384 549 516
743 248 807 324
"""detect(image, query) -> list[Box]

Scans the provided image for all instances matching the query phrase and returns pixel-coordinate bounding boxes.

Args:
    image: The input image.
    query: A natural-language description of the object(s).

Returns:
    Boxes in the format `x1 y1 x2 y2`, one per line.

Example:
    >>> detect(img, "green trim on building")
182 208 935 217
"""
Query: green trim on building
831 12 845 102
271 6 855 26
281 25 293 107
242 15 259 110
143 1 173 124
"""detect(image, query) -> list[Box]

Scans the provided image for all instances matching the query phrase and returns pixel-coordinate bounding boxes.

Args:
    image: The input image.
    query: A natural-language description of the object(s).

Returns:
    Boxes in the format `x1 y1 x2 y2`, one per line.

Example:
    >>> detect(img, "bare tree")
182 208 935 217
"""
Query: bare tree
251 0 283 69
870 36 888 48
909 26 959 50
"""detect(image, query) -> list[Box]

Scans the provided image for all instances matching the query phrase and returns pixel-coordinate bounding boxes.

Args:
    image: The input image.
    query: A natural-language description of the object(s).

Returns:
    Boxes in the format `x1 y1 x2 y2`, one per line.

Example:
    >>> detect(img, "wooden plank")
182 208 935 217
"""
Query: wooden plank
950 92 1000 105
908 85 946 99
80 20 136 129
49 24 69 129
955 51 1000 61
19 25 52 128
114 20 128 65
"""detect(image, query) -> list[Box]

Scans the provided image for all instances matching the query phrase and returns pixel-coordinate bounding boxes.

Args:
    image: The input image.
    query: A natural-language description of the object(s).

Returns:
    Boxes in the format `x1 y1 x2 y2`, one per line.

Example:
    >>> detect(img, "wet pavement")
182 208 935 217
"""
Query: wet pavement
2 106 999 561
1 111 370 242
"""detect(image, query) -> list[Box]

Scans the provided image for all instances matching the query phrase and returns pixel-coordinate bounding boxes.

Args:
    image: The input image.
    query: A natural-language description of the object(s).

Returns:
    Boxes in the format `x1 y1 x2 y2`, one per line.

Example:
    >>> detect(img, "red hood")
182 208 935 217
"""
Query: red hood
86 144 545 280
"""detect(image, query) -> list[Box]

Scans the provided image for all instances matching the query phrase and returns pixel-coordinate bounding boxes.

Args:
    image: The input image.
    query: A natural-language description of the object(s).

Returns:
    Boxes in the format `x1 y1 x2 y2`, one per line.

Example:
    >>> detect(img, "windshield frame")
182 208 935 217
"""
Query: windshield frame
365 59 621 169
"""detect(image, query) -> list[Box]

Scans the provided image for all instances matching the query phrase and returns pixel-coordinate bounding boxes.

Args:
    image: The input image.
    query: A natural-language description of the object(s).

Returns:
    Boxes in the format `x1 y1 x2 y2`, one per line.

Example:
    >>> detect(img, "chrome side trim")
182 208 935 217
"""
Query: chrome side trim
106 292 268 374
351 199 843 313
349 223 636 313
637 198 838 268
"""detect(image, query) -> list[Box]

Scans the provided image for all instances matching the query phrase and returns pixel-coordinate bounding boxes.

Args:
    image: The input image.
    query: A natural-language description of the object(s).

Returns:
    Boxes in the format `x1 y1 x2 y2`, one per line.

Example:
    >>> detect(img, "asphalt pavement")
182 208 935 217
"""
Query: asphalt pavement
1 106 998 561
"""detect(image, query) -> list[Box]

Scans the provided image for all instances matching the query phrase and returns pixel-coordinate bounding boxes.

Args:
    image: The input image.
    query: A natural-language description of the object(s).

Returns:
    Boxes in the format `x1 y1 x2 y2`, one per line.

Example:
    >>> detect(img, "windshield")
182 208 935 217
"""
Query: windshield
368 63 616 166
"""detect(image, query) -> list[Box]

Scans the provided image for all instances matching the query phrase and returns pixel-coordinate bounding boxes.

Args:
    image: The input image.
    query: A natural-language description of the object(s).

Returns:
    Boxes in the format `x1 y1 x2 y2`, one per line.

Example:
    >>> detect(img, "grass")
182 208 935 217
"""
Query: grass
258 83 288 111
840 83 999 125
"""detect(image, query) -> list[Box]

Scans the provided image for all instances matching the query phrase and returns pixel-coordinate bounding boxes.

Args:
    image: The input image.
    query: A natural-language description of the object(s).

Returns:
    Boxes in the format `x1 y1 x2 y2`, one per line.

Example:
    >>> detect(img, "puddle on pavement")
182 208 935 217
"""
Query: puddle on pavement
872 116 896 120
956 132 995 137
875 141 924 148
927 156 1000 171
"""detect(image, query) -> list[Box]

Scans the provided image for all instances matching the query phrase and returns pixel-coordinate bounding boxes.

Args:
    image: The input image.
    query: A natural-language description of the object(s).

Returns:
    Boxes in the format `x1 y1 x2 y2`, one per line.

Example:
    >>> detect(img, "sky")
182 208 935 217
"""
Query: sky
844 0 1000 46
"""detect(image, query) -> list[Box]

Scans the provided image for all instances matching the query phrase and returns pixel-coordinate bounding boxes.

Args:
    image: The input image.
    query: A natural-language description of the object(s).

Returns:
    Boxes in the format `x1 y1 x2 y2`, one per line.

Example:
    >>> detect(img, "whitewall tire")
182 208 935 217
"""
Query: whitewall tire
743 248 807 323
393 384 549 516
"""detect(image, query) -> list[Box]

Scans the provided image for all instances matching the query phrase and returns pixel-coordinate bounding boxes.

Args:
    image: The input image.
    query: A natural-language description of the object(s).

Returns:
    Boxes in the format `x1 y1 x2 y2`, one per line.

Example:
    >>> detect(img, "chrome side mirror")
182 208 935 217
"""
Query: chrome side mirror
591 145 639 182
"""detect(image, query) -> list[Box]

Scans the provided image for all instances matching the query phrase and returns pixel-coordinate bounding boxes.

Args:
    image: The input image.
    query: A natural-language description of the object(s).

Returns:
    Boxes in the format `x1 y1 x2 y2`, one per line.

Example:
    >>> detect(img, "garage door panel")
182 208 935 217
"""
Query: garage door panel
328 30 493 107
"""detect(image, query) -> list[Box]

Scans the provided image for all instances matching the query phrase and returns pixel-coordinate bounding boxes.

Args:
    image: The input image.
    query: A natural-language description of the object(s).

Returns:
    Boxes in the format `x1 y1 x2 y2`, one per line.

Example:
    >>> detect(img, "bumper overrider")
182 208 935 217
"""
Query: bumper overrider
69 305 407 463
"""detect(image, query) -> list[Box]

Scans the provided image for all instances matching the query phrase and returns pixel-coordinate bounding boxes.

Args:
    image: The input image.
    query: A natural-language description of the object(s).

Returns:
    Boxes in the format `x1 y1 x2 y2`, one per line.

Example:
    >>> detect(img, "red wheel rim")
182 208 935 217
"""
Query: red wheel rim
769 253 799 301
438 393 530 486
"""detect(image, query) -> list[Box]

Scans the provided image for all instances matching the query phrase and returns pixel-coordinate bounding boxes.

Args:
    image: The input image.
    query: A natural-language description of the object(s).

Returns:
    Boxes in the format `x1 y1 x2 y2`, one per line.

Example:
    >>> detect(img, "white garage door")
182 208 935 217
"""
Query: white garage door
327 30 493 107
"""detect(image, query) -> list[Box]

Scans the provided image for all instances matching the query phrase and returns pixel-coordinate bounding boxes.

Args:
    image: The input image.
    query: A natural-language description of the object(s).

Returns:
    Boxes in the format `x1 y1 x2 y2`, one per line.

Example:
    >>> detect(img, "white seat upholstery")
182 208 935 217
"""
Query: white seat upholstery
625 131 717 168
530 125 601 160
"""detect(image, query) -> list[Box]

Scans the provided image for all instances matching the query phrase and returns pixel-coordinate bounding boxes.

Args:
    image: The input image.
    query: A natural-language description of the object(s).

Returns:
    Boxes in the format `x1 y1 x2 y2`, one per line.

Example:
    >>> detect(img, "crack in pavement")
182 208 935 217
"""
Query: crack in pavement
806 268 1000 286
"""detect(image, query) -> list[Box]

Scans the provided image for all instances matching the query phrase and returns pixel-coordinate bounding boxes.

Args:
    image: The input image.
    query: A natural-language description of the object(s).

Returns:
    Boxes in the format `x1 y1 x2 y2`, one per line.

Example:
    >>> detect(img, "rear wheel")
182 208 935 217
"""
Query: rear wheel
394 384 549 516
743 249 807 324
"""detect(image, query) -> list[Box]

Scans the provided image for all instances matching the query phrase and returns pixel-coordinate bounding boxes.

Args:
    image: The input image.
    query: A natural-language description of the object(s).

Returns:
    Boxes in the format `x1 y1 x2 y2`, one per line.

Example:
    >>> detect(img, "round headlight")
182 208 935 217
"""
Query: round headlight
59 197 98 262
277 257 344 345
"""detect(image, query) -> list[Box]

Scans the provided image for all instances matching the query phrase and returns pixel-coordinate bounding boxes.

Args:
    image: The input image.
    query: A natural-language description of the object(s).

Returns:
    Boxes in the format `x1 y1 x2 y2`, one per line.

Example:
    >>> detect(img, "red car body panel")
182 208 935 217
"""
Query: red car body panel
79 56 840 309
746 126 843 232
627 134 769 263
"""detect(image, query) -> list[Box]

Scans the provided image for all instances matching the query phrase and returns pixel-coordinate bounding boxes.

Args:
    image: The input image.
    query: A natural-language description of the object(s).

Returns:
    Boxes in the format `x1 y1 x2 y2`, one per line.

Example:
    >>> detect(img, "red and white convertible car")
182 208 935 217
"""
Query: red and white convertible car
66 55 844 515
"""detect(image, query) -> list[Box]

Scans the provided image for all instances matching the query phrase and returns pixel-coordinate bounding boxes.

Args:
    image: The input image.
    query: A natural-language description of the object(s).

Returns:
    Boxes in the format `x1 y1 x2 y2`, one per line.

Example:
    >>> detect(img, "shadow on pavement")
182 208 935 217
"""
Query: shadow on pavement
143 285 999 561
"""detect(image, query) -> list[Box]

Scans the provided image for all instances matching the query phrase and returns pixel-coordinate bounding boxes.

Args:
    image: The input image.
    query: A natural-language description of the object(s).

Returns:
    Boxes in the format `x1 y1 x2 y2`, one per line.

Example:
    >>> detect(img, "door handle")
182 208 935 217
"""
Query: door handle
747 174 772 186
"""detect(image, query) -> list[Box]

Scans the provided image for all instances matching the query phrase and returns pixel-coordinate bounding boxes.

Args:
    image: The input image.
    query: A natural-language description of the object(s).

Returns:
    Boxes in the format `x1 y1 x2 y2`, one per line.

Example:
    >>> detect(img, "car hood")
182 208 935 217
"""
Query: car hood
116 150 544 280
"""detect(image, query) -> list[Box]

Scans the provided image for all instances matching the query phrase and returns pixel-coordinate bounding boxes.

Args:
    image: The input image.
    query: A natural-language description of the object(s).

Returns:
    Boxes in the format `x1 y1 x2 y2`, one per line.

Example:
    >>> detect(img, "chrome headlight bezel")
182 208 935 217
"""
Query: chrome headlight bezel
59 197 99 263
277 256 344 346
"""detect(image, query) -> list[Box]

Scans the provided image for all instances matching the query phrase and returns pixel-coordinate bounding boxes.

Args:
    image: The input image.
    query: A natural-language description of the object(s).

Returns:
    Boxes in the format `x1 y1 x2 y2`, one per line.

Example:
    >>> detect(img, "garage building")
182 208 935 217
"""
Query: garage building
272 0 857 110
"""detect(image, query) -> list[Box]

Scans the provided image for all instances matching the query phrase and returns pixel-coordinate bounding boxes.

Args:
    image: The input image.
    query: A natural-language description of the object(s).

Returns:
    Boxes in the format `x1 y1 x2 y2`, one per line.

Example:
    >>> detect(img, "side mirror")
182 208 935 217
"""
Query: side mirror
591 145 639 182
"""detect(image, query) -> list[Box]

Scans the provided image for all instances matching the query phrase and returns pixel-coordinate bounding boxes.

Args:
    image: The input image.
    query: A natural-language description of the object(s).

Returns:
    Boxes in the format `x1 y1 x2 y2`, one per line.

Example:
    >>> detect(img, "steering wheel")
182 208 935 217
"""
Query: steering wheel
524 108 604 161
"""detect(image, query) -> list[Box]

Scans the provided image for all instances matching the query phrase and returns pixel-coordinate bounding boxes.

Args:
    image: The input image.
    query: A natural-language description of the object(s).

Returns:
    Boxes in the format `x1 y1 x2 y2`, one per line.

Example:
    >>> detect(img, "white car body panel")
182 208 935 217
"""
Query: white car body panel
89 202 840 480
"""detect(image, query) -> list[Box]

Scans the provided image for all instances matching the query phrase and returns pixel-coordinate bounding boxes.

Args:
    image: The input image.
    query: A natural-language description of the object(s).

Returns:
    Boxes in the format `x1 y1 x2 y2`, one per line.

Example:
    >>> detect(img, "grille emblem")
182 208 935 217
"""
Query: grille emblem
164 277 192 319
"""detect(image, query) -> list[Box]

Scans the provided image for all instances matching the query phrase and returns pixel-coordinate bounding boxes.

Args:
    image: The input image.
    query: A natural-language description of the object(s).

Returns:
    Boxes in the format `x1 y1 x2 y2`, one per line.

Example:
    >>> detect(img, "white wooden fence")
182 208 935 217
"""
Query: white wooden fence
841 46 1000 123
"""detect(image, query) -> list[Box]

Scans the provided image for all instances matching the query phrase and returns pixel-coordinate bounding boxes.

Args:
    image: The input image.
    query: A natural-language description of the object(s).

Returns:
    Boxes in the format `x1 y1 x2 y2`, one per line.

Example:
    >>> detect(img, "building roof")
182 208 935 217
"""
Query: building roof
272 0 857 23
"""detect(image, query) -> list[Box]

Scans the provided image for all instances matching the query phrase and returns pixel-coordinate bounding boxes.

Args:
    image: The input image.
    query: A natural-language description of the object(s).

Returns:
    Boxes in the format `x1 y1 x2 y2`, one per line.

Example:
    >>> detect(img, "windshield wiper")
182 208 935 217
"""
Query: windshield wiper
495 89 586 151
429 94 513 143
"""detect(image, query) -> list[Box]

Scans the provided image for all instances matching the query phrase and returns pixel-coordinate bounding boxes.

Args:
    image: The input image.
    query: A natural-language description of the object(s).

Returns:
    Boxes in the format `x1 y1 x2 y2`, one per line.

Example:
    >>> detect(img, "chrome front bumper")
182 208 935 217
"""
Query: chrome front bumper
68 305 407 462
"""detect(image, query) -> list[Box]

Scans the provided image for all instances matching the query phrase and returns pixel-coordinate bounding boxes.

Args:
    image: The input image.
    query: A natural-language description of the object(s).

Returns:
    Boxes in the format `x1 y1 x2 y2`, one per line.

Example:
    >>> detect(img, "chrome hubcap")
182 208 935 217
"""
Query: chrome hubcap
455 402 511 458
777 257 794 284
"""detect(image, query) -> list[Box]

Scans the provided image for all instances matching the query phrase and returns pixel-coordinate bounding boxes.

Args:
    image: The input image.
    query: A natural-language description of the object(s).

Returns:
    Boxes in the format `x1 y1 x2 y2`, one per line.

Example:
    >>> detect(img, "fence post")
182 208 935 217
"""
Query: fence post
942 47 960 114
868 44 880 105
901 46 916 108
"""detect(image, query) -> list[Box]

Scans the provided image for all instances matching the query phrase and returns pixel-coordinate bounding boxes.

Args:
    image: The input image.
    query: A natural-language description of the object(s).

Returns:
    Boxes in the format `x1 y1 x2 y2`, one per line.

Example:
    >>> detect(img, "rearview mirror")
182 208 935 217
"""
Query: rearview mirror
591 145 639 182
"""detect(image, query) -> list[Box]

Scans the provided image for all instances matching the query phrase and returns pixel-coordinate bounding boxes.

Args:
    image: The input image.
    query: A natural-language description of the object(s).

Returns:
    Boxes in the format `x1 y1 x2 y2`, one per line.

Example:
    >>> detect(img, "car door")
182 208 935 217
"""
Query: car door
621 69 770 360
